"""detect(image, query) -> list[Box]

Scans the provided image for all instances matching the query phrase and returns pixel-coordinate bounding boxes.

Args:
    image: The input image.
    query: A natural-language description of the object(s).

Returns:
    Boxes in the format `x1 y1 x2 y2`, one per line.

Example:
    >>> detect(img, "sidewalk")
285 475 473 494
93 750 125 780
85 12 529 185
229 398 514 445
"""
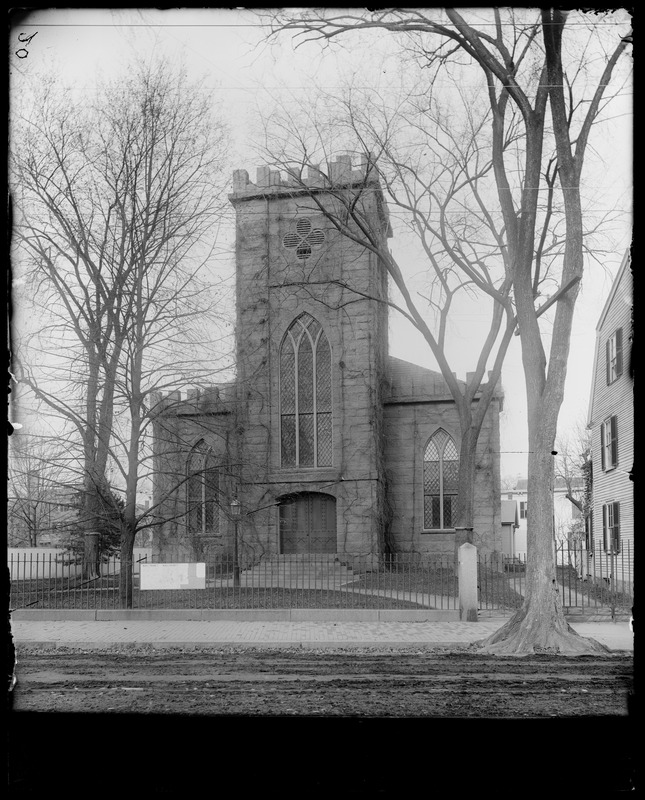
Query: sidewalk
10 614 633 651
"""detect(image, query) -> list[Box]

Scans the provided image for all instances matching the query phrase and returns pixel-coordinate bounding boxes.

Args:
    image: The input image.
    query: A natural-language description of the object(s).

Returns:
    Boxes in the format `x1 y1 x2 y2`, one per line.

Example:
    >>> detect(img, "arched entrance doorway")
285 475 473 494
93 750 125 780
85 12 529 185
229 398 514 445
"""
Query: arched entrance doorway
279 492 337 554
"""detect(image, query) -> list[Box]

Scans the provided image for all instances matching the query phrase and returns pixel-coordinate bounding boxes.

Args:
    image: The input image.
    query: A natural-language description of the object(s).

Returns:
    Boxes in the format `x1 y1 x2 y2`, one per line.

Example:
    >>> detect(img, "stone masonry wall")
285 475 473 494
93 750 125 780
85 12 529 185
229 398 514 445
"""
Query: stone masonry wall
151 159 503 562
151 387 237 562
384 395 502 555
230 164 391 554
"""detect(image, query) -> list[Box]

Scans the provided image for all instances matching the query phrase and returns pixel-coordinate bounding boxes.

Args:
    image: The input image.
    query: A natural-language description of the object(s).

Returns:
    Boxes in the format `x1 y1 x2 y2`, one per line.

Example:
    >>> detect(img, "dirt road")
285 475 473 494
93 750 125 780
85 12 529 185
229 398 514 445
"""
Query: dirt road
9 647 636 794
11 645 633 717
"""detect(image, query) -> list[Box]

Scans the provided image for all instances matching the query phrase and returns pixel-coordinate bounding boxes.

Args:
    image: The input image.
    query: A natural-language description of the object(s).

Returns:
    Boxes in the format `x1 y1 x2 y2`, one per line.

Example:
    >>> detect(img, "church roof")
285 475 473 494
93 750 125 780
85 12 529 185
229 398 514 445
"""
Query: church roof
385 356 464 402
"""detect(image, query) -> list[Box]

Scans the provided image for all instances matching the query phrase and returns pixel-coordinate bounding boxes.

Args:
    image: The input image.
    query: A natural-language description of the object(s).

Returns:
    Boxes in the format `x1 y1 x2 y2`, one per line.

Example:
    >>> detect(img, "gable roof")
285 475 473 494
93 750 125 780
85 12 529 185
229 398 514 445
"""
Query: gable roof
510 477 583 493
595 250 631 334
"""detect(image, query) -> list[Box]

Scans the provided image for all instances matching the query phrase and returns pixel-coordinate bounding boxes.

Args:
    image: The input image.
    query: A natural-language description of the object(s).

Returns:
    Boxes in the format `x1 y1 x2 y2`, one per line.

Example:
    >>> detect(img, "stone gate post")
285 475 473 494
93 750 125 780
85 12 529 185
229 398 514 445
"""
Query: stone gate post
458 542 478 622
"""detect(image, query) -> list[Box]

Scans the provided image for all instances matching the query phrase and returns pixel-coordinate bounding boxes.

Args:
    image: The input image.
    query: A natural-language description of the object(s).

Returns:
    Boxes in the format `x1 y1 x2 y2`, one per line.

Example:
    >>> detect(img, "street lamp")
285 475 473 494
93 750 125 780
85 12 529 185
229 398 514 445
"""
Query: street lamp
230 496 241 588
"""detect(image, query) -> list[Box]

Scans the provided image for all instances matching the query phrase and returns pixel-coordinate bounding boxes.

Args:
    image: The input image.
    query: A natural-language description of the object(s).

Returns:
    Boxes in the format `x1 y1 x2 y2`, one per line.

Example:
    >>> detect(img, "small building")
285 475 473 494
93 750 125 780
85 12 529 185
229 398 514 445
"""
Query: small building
500 499 520 558
586 250 633 590
501 477 584 559
152 158 504 561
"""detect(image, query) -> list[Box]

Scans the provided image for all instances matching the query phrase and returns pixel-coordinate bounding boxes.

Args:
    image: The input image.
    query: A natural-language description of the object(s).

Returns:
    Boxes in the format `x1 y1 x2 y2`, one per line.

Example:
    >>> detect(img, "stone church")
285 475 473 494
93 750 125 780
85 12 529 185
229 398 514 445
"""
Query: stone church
151 156 503 562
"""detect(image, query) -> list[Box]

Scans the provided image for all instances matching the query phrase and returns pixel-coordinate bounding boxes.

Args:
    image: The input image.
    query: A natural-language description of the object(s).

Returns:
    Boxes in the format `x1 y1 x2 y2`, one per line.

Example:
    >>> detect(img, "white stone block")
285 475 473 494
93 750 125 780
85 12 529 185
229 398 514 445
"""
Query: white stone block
140 562 206 590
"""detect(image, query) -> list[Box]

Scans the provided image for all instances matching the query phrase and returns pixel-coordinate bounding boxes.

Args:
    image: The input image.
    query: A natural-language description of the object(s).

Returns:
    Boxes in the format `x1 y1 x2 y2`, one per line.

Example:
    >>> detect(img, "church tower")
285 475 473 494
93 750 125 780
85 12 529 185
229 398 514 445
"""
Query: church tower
230 156 392 555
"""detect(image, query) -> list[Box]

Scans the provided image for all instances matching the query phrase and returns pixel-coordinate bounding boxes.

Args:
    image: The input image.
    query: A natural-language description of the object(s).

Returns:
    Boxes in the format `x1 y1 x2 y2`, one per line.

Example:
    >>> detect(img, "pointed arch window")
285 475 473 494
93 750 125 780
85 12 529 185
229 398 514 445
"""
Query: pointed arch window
423 429 459 530
187 441 219 535
280 313 332 467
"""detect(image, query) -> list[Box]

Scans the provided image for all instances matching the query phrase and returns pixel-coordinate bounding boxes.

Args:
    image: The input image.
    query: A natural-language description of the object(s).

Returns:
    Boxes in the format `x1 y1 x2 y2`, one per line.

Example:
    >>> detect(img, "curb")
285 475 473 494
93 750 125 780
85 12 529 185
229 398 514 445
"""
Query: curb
11 609 629 623
15 639 476 651
9 609 461 622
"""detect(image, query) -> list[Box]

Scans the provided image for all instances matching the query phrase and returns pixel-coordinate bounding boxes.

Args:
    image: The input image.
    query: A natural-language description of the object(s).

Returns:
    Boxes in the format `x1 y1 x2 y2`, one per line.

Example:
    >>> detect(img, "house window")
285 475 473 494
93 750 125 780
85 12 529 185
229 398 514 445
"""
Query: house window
602 501 621 553
600 416 618 471
423 429 459 530
606 328 623 385
187 441 219 535
519 501 528 519
280 313 332 467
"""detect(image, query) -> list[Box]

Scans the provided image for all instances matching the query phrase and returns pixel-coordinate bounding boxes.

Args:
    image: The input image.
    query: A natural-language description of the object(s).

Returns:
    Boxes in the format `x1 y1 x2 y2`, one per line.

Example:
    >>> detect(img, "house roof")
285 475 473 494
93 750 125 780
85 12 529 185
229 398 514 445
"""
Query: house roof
595 250 632 334
510 477 582 492
501 500 519 526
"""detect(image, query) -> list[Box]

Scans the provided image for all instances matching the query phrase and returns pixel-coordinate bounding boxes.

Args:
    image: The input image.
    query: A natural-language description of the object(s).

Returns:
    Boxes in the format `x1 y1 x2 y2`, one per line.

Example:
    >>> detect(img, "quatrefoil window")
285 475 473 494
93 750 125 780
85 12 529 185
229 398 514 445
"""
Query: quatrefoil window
282 218 325 260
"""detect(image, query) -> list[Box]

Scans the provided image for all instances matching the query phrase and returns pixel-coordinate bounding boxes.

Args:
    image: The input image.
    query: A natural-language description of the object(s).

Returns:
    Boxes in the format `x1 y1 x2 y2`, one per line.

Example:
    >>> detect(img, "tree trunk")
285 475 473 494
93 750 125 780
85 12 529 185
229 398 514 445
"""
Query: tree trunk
82 466 104 580
82 349 105 579
453 425 478 562
119 527 136 609
478 412 607 654
84 531 101 580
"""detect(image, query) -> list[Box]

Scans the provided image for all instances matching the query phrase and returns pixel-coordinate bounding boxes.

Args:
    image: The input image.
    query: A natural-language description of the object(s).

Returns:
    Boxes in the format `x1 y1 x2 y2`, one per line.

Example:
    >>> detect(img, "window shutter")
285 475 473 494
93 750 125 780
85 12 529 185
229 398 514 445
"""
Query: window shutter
585 515 593 552
613 502 621 553
610 416 618 467
615 328 623 377
600 423 606 471
602 504 608 551
606 338 611 384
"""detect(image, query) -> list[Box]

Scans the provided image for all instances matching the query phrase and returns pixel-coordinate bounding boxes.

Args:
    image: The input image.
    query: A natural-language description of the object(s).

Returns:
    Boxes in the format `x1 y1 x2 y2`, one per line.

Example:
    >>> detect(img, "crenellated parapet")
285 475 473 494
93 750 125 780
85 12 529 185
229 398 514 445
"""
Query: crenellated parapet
230 154 392 238
150 383 236 417
231 153 379 197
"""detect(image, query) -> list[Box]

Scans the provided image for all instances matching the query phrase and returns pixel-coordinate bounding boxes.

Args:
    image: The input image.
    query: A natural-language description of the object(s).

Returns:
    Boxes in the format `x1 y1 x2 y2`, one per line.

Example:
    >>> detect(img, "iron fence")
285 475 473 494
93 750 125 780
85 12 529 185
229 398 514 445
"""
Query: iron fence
477 543 633 616
9 543 633 614
8 552 150 611
9 551 458 611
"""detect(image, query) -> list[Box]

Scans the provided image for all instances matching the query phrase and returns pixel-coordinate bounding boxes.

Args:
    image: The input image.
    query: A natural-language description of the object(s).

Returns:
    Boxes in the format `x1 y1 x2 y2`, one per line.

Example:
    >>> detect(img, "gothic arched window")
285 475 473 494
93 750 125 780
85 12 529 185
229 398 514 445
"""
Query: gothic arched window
280 313 332 467
187 441 219 534
423 429 459 529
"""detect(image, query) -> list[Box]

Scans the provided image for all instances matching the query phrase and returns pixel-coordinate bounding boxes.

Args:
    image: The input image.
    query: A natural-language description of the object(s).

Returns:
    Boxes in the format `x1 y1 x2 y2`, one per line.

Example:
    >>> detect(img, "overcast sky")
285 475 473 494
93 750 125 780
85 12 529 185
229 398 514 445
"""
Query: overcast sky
10 8 633 480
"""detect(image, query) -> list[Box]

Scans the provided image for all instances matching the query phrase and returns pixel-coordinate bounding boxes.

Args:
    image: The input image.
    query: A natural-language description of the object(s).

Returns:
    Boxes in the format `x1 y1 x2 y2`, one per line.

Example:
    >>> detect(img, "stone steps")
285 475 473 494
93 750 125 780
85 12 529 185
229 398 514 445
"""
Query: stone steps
238 555 356 588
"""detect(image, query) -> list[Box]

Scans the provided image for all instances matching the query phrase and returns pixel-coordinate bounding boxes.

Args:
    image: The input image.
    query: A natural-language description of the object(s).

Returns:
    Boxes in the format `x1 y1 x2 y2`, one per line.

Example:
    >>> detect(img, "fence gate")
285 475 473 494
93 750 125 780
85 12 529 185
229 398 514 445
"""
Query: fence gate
279 493 336 554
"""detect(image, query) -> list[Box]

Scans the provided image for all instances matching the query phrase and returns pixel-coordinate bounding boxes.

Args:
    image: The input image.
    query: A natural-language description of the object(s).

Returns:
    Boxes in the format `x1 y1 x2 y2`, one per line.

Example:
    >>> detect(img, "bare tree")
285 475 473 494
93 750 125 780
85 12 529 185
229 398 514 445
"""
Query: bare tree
555 420 592 515
268 8 631 652
555 419 593 559
11 58 231 605
258 83 521 554
501 475 523 492
7 433 76 547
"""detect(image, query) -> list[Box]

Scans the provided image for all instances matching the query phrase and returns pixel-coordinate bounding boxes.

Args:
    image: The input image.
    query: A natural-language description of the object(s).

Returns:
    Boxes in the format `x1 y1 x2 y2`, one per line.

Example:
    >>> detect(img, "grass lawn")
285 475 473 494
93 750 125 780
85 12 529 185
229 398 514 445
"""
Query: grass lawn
10 561 632 612
11 580 426 611
353 564 458 597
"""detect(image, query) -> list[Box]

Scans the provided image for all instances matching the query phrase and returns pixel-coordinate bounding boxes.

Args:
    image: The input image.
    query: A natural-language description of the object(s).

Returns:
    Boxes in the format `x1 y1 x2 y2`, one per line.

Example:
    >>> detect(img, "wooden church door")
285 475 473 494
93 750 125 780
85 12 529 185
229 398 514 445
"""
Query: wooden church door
279 493 337 554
